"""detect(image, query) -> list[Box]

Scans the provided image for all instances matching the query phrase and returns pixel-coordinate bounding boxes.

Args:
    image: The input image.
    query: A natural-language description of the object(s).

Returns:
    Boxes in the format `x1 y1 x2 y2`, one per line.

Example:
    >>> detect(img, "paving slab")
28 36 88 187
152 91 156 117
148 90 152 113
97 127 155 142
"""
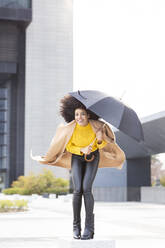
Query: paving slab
0 237 115 248
0 194 165 247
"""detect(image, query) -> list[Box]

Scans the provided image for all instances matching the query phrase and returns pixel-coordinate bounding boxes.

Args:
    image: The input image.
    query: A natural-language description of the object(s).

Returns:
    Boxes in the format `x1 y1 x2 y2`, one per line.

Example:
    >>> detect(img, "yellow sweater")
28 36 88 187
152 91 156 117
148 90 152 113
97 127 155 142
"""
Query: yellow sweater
66 122 107 155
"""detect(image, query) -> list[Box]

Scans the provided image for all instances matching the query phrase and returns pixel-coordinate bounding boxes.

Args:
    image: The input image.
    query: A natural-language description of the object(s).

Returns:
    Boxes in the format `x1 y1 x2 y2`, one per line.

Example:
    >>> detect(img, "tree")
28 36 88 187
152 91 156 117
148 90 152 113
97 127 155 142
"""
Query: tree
151 154 163 186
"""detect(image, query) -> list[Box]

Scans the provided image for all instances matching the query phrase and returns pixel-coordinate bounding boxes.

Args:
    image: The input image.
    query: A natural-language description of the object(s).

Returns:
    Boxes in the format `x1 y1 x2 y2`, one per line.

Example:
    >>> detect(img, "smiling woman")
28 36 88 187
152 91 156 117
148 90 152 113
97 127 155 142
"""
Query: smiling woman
60 96 107 240
31 93 125 240
58 94 125 239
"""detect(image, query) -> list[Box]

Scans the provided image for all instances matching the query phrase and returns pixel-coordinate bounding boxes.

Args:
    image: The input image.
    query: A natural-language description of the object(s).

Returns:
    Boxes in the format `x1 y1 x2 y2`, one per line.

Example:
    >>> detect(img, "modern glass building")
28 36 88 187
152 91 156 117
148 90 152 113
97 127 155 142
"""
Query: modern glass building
0 0 32 190
0 0 73 190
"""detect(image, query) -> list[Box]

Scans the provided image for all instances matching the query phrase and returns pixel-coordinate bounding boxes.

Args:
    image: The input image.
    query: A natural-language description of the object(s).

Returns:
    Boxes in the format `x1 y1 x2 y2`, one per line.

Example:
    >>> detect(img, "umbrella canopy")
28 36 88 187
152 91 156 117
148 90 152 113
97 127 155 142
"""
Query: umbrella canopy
69 90 144 142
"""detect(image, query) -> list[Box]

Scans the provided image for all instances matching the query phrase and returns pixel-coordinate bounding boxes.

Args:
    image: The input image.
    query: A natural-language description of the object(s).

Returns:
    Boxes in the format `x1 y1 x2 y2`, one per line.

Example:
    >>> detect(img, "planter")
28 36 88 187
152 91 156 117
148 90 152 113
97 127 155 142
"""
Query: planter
141 186 165 203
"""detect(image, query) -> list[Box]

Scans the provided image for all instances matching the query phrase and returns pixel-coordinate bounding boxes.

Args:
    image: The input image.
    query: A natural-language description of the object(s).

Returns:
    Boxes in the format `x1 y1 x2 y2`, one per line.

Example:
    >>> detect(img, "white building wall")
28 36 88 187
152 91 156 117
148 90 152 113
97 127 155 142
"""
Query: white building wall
25 0 73 179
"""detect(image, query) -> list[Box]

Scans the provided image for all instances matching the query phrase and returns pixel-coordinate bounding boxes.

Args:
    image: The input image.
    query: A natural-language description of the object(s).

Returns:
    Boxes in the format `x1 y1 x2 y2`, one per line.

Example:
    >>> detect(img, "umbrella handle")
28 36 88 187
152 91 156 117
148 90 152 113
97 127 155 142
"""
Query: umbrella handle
84 154 95 162
84 137 97 162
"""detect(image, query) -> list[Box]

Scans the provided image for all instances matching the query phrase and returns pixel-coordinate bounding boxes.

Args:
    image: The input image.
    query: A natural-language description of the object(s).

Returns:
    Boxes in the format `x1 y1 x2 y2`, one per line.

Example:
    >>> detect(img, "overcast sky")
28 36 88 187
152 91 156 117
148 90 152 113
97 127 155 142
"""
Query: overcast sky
73 0 165 119
73 0 165 164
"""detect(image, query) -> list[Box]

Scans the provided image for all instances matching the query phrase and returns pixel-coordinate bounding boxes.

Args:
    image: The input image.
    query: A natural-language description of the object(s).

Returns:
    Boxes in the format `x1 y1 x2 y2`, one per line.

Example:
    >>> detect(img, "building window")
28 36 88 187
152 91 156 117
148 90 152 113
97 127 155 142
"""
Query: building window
0 87 8 171
0 0 31 9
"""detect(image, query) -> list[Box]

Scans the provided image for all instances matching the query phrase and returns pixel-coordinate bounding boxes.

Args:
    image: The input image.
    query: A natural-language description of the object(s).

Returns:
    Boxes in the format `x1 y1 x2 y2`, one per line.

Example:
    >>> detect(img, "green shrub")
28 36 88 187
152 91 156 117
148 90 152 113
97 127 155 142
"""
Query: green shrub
0 199 28 212
2 169 69 195
12 174 40 195
14 200 28 209
152 181 156 187
46 187 68 194
54 178 69 188
2 188 25 195
160 176 165 187
0 200 14 209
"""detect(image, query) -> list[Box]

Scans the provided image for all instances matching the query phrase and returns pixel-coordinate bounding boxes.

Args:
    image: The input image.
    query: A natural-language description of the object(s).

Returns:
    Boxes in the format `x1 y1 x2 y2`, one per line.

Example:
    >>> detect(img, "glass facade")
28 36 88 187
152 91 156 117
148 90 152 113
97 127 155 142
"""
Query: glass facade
0 87 8 190
0 0 31 190
0 0 31 9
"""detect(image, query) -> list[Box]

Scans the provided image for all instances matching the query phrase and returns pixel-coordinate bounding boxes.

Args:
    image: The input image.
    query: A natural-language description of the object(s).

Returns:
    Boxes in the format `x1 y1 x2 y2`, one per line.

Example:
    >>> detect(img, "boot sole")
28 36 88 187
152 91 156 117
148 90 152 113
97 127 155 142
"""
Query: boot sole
73 236 81 239
81 234 94 240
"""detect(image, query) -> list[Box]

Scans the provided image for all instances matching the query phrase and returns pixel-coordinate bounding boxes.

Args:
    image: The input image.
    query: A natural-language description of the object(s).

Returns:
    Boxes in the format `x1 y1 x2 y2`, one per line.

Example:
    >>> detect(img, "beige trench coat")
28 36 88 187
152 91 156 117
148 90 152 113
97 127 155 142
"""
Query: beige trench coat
31 119 126 170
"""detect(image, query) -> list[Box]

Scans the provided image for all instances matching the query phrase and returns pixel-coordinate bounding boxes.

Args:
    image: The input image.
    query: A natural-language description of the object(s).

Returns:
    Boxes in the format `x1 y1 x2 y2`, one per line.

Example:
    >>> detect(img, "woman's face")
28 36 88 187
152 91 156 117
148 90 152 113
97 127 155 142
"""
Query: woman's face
75 108 90 126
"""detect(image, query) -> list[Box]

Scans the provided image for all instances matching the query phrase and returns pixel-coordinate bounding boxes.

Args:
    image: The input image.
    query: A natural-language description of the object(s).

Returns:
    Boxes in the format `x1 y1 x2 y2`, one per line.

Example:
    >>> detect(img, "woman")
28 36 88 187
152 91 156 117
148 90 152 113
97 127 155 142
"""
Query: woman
31 94 126 240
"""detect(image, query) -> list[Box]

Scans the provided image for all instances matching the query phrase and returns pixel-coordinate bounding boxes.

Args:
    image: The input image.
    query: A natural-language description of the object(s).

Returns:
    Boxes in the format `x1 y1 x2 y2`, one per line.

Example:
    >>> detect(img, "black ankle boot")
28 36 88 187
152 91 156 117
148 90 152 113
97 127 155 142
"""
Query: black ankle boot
81 213 94 240
81 227 94 240
72 192 82 239
73 225 81 239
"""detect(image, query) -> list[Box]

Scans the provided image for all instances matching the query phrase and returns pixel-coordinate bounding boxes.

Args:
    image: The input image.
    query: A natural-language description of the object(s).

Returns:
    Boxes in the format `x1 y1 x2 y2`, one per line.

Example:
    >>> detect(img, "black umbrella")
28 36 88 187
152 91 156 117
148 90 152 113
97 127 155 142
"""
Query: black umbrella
69 90 144 142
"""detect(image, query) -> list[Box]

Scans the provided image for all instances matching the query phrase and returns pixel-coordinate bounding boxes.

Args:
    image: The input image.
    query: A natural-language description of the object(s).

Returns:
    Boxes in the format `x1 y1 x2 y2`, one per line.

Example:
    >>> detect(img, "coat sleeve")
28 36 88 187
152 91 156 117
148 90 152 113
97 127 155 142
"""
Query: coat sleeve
103 123 126 169
96 139 108 149
30 124 67 164
93 120 115 144
102 123 116 143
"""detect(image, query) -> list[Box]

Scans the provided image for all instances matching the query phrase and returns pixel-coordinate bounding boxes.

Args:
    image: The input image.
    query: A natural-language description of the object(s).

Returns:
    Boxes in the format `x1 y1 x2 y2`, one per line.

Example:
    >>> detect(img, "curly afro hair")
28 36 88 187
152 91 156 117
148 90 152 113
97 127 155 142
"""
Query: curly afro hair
59 94 99 123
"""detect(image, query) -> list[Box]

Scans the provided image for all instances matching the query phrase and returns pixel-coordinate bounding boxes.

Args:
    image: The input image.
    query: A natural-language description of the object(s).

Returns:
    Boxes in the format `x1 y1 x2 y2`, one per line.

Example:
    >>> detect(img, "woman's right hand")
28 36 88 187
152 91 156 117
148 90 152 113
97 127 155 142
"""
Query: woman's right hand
80 145 92 155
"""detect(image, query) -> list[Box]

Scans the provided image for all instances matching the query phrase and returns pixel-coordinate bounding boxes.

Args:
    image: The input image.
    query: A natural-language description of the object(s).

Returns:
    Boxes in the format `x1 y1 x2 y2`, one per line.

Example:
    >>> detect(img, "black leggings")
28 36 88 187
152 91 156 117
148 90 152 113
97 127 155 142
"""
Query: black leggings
71 150 99 223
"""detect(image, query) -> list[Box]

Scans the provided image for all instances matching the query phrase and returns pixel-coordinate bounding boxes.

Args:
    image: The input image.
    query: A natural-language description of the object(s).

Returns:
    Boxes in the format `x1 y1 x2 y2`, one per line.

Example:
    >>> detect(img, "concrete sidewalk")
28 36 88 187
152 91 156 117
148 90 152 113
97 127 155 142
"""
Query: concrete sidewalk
0 194 165 247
